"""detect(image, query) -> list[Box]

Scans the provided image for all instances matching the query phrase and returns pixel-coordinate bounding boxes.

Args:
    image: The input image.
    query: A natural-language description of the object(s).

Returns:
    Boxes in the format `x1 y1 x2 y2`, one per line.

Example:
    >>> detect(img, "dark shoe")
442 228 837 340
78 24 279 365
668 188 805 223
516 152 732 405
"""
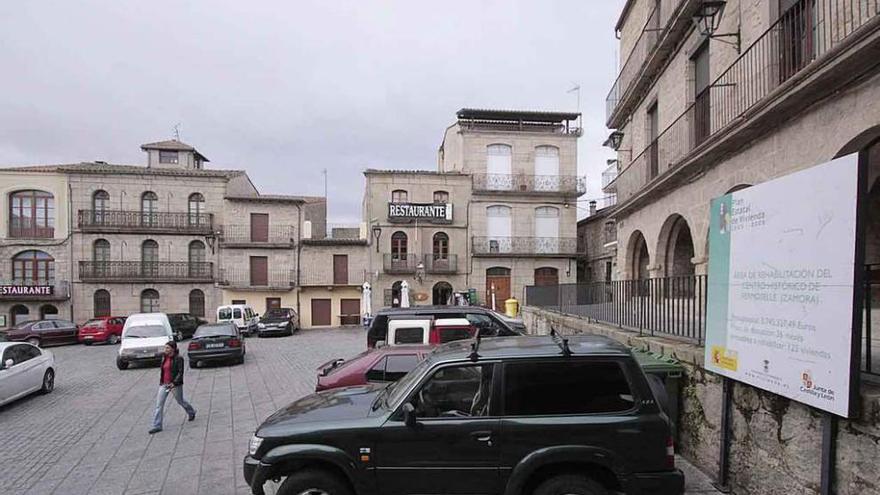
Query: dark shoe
188 411 196 422
148 427 162 434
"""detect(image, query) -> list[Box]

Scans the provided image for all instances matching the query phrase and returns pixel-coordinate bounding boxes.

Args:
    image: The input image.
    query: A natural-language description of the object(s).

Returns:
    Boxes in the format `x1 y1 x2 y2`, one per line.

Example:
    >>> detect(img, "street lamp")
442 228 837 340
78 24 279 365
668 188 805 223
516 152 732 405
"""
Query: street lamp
693 0 740 52
371 225 382 252
603 131 625 150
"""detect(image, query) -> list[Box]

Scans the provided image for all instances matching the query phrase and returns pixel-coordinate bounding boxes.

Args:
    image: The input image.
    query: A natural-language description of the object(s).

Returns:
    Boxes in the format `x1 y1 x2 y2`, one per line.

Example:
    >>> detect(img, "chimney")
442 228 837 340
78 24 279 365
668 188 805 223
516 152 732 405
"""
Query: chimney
589 200 597 216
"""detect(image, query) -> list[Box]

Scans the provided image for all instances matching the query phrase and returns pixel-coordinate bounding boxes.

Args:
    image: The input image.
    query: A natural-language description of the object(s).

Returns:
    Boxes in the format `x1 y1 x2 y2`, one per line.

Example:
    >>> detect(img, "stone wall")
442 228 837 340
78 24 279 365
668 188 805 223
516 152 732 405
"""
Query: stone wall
522 305 880 495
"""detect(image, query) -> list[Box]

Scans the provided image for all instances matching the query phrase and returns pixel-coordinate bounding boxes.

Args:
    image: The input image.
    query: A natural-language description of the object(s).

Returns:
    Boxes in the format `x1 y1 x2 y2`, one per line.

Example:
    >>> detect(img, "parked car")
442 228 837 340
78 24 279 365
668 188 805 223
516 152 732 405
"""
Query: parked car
315 344 432 392
384 317 476 346
78 316 126 345
217 304 259 336
168 313 207 341
244 334 683 495
117 313 174 370
257 307 299 337
0 342 55 407
187 322 245 368
4 319 79 347
367 305 522 348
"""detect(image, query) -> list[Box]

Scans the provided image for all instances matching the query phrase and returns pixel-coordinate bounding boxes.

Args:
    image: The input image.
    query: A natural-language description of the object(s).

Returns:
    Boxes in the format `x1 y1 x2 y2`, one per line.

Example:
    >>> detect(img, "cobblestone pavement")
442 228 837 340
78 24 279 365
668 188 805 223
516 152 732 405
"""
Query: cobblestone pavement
0 326 719 495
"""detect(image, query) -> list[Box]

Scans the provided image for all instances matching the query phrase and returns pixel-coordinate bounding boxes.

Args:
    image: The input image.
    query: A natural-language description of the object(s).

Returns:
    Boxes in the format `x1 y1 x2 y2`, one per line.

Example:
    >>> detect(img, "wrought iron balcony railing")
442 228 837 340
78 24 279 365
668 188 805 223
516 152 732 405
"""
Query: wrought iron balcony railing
219 225 296 245
472 236 580 256
383 254 418 274
8 226 55 239
472 174 586 195
77 210 213 234
217 268 297 289
423 254 459 274
79 261 214 283
615 0 879 205
299 268 366 286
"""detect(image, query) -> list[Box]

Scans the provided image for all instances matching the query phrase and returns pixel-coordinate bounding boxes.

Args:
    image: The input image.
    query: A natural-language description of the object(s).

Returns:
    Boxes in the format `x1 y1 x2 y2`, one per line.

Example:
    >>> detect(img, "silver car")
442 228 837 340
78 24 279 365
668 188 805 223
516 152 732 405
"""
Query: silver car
0 342 55 407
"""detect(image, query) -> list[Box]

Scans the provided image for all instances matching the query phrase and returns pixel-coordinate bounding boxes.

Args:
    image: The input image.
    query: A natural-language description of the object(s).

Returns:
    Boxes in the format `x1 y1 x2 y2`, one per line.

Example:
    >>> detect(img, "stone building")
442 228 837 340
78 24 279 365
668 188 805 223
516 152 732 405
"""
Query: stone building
576 200 617 284
363 108 585 311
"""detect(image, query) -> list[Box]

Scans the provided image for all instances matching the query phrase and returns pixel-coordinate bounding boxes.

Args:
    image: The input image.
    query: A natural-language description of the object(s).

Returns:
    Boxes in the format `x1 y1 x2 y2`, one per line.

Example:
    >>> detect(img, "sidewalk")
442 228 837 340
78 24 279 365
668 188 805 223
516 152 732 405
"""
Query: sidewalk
679 456 724 494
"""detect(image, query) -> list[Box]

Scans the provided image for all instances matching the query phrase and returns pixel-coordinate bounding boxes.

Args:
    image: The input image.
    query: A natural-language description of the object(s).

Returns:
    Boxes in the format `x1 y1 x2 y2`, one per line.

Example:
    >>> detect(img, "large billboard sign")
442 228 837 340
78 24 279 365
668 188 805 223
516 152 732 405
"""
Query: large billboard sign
705 154 862 417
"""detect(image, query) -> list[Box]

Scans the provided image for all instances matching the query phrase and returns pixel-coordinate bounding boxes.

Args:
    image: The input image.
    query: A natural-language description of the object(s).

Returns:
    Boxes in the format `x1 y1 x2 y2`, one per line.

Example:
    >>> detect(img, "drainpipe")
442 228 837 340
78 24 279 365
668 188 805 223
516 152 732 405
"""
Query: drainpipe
295 203 302 318
68 181 74 322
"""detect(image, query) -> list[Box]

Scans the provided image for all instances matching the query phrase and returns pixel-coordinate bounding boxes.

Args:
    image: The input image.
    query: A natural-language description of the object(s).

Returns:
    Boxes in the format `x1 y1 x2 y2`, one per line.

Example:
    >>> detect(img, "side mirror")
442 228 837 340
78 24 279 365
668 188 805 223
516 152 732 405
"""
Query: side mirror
3 358 13 370
402 402 417 427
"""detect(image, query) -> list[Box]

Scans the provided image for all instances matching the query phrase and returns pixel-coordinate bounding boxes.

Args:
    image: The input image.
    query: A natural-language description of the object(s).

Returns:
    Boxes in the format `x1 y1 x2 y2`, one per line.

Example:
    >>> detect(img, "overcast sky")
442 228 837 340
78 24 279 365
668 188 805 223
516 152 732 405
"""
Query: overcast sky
0 0 623 222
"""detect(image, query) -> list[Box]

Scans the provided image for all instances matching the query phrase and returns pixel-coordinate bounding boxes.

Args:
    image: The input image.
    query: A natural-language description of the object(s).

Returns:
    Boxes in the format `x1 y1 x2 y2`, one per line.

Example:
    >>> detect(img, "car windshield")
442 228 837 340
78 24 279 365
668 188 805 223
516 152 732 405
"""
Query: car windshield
264 309 290 319
218 308 232 320
383 356 433 408
125 325 168 338
194 324 236 338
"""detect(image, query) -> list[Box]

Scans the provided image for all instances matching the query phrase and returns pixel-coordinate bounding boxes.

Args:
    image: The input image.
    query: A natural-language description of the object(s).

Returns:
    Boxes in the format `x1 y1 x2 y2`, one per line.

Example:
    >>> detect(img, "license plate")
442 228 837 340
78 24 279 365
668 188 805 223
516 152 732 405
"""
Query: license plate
206 343 224 349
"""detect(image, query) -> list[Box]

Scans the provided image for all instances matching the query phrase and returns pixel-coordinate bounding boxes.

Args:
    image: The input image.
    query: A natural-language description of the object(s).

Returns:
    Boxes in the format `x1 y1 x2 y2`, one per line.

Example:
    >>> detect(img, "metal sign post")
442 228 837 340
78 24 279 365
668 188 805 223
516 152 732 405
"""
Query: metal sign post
715 377 733 492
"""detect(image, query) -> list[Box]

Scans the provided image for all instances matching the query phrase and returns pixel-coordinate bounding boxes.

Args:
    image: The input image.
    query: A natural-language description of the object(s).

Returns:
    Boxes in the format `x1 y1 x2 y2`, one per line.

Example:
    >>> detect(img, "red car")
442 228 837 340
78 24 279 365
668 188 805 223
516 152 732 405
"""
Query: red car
315 345 432 392
78 316 126 345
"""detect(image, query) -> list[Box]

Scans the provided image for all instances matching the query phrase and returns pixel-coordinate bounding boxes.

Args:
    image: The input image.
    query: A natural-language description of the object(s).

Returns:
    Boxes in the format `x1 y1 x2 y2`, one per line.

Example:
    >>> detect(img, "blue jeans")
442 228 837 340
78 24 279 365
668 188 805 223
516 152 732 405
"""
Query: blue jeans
152 384 195 429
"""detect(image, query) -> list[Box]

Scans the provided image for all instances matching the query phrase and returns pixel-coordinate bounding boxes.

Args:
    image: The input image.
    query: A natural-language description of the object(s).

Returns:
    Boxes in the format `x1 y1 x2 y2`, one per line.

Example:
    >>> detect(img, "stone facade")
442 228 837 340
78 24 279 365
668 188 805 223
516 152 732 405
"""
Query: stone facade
576 205 617 283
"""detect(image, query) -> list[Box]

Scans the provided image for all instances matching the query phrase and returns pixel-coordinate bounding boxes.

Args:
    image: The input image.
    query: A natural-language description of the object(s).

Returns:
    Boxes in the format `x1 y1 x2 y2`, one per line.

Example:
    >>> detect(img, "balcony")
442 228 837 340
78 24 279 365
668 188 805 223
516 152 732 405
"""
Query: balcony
424 254 459 274
77 210 214 235
217 268 297 290
79 261 214 283
8 226 55 239
472 237 580 257
383 254 418 274
0 280 70 301
219 225 295 248
615 0 880 208
601 163 618 194
299 268 366 287
472 174 586 196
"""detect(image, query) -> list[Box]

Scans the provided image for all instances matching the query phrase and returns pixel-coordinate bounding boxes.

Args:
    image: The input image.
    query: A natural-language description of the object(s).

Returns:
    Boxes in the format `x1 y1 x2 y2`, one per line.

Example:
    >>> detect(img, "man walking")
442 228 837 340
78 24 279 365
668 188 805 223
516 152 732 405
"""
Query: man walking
149 341 196 434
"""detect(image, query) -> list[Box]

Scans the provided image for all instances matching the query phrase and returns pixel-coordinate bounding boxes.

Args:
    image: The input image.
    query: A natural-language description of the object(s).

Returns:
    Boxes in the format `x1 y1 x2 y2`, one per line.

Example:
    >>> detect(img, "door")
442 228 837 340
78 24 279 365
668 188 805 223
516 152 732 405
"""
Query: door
311 299 331 326
54 320 79 344
486 268 511 311
266 298 281 313
486 144 512 190
17 345 44 391
534 207 559 254
339 299 360 325
647 103 659 178
250 213 269 242
534 267 559 286
376 363 500 495
486 206 512 253
333 255 349 285
534 146 559 191
34 321 60 345
693 42 710 145
250 256 268 286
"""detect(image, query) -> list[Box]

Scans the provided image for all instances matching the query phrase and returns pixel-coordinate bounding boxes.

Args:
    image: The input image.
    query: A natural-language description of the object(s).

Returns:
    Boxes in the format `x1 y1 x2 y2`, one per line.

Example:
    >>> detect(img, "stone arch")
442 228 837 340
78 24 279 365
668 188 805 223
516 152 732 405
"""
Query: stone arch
626 230 651 281
656 214 696 278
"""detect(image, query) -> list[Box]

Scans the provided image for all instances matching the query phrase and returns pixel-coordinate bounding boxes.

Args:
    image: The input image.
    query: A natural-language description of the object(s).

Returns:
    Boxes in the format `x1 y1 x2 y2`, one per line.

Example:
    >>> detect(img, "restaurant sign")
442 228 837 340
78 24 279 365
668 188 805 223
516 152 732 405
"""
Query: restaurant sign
0 285 54 297
388 202 453 223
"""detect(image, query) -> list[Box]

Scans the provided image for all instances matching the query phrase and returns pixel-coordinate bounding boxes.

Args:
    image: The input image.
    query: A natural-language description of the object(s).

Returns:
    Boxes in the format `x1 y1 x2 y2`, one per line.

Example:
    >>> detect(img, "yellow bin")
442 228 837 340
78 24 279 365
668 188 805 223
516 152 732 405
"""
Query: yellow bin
504 298 519 318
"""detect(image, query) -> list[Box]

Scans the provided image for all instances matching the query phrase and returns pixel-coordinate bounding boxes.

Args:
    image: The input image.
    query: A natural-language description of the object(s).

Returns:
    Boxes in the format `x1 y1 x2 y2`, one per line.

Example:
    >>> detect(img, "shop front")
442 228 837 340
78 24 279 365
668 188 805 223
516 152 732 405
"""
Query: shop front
0 281 72 327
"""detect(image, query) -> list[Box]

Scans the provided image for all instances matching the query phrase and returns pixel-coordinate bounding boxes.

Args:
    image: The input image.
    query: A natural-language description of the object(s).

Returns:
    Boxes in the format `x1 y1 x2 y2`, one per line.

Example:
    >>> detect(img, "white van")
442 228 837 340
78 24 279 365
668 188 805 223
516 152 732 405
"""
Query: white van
117 313 174 370
217 305 259 336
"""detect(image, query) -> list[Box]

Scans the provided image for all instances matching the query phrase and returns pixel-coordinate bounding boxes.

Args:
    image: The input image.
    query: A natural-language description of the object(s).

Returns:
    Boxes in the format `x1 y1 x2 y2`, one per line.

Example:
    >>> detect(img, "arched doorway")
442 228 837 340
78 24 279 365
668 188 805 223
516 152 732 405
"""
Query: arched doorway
10 304 29 326
534 267 559 286
40 304 58 320
433 282 453 305
660 215 695 278
390 280 403 308
628 231 650 281
486 267 512 310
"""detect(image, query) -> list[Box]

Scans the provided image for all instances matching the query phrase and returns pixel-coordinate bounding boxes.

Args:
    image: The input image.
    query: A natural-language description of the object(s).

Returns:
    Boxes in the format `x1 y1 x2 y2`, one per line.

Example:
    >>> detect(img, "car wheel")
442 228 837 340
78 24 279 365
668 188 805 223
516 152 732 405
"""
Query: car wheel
276 469 352 495
533 474 608 495
116 357 129 370
237 355 245 365
40 368 55 394
108 334 120 345
26 337 41 347
83 341 93 346
189 359 199 369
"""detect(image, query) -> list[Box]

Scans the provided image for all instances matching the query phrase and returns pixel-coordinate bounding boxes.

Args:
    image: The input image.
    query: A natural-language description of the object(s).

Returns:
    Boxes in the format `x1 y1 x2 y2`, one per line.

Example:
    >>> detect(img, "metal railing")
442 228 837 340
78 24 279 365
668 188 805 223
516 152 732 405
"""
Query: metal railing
299 268 366 286
472 174 586 195
77 210 213 233
606 0 685 121
383 254 418 274
219 225 295 245
616 0 880 204
601 163 619 192
423 254 459 274
8 226 55 239
217 268 296 288
472 236 580 256
79 261 214 282
459 120 581 136
526 276 707 343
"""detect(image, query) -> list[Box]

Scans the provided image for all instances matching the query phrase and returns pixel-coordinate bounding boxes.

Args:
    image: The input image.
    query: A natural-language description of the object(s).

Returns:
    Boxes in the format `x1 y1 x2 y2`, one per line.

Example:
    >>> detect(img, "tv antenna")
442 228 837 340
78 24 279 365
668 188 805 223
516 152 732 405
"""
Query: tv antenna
173 123 181 141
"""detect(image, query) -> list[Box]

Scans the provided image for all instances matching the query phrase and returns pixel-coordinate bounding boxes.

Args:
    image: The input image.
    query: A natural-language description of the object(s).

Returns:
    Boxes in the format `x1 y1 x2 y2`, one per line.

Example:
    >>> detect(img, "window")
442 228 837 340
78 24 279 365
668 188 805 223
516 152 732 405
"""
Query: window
391 190 408 203
433 191 449 203
140 289 160 313
233 308 242 319
534 146 560 191
189 289 205 318
432 232 449 260
486 205 512 253
13 250 54 284
535 206 560 254
142 240 159 277
647 102 659 178
188 193 205 226
9 190 54 238
366 354 420 382
486 144 513 190
393 327 425 344
437 327 472 344
333 254 348 285
93 190 109 224
250 256 268 286
391 231 408 261
141 191 158 226
94 289 111 317
503 361 635 416
159 150 178 164
605 261 613 283
465 313 502 337
693 42 710 145
411 364 495 418
189 240 205 265
93 239 110 262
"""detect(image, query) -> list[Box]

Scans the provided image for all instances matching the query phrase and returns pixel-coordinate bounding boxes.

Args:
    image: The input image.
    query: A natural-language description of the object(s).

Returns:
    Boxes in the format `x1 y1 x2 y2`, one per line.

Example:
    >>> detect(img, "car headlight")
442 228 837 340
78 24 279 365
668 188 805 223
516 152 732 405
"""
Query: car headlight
248 435 263 456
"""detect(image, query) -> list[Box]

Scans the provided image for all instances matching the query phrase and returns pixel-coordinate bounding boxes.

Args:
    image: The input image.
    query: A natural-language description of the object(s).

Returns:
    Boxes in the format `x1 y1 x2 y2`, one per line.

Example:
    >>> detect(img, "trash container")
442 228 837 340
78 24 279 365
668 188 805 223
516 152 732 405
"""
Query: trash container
468 288 478 305
632 349 684 441
505 298 519 318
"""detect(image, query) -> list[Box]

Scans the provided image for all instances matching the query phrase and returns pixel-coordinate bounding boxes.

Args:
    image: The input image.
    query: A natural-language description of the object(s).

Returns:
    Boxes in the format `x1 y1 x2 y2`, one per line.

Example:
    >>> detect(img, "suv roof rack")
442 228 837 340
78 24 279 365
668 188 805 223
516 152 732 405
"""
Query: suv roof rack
549 328 572 357
468 333 482 361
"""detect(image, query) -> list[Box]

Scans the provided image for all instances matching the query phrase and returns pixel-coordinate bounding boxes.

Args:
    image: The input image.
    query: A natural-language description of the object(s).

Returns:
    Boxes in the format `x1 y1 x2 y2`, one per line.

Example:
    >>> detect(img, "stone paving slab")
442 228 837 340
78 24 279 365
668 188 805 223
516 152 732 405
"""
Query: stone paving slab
0 326 720 495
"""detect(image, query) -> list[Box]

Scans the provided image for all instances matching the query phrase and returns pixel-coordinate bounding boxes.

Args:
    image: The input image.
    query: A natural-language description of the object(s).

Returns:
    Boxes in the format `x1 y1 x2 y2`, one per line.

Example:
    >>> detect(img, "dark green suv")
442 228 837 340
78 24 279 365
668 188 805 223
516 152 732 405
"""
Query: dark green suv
243 335 684 495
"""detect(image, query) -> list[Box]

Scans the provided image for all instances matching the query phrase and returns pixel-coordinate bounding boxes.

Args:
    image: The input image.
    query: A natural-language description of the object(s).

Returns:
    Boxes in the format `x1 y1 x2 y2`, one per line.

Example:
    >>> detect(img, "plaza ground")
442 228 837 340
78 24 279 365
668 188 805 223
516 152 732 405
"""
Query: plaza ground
0 327 720 495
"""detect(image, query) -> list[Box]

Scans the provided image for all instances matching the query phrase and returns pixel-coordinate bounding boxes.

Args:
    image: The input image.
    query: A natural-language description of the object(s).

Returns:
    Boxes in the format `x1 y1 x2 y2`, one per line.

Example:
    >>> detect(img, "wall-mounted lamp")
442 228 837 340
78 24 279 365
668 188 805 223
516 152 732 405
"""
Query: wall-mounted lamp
602 131 625 151
371 225 382 252
693 1 741 52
